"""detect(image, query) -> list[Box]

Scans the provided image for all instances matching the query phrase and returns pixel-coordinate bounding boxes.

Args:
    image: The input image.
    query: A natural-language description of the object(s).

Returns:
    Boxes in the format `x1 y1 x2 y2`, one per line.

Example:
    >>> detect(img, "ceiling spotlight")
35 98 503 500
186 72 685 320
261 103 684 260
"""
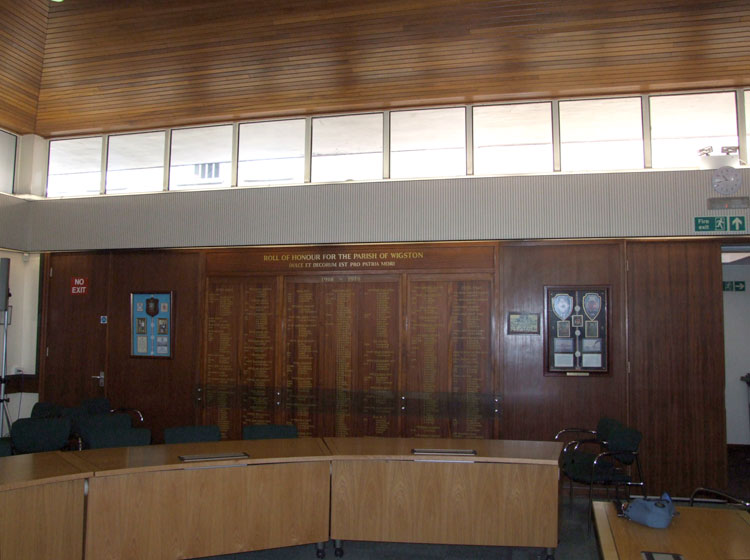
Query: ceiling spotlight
698 146 713 156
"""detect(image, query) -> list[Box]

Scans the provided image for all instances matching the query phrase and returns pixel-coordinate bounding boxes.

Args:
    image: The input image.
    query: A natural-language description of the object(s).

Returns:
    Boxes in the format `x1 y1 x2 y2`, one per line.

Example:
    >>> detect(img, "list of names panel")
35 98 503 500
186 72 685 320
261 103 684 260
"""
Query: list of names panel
406 281 451 437
204 279 240 438
240 279 276 428
284 282 320 436
449 280 492 438
358 281 400 436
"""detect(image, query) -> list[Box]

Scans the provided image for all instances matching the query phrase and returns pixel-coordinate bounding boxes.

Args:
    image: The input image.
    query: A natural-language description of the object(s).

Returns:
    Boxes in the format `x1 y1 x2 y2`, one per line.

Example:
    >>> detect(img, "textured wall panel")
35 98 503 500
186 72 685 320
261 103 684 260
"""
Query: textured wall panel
0 194 32 250
17 168 750 252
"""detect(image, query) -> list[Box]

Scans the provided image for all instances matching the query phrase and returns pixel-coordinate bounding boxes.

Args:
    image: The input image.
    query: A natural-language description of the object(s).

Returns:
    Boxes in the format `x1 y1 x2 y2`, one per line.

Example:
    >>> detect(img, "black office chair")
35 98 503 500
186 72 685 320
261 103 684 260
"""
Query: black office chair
10 416 73 454
164 425 221 444
555 417 623 499
560 423 645 527
242 424 298 440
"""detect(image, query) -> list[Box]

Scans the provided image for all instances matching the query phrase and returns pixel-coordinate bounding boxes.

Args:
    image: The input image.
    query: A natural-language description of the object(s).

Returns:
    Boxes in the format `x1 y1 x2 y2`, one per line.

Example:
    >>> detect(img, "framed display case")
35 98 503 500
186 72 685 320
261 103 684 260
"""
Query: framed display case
545 287 608 374
131 292 173 358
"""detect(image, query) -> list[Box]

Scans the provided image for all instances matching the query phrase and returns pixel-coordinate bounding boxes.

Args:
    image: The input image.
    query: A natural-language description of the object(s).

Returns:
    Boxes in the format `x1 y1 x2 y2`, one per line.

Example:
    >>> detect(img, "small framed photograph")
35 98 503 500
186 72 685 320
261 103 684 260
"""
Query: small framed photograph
571 314 584 327
507 312 540 334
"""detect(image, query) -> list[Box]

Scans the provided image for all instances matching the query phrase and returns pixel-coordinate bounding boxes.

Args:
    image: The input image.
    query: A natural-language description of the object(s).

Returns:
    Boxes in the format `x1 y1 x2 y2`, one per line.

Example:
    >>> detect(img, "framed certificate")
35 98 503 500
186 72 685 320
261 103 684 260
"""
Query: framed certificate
131 292 173 358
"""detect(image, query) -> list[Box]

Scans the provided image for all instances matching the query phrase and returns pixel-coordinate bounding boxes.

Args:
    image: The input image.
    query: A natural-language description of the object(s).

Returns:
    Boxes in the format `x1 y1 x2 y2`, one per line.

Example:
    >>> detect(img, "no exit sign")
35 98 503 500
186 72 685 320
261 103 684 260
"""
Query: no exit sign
71 277 89 295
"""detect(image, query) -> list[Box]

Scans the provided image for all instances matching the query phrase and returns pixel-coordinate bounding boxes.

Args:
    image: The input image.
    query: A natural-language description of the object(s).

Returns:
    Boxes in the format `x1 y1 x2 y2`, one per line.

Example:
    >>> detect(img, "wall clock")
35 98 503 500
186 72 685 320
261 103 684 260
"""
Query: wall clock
711 166 742 195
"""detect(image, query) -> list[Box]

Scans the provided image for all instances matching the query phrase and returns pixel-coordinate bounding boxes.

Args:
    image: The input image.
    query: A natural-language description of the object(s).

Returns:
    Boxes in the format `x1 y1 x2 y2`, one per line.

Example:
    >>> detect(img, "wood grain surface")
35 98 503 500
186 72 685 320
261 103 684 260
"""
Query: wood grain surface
85 460 330 560
3 1 746 135
594 501 750 560
330 458 558 547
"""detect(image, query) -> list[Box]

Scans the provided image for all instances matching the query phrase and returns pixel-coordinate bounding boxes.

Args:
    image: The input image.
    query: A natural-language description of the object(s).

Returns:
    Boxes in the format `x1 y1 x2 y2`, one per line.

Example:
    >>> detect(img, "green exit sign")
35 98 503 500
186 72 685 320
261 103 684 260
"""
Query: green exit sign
695 216 746 232
724 281 746 292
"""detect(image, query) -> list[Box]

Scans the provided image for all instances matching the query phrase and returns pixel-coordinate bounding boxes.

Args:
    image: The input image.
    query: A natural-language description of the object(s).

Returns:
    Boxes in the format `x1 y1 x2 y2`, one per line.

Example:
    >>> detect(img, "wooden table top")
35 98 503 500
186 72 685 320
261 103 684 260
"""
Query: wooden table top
324 437 562 464
0 451 91 492
594 500 750 560
64 438 332 476
0 437 561 485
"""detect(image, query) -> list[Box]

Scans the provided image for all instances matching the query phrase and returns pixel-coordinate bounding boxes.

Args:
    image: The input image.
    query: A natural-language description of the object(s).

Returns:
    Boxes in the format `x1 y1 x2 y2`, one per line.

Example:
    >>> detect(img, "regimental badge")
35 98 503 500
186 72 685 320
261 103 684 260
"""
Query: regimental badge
582 293 602 320
146 297 160 317
551 293 573 321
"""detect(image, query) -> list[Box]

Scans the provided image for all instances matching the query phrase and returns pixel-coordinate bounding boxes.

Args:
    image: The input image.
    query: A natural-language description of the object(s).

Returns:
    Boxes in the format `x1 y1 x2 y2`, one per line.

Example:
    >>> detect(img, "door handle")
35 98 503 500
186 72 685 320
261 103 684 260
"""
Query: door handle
91 372 105 387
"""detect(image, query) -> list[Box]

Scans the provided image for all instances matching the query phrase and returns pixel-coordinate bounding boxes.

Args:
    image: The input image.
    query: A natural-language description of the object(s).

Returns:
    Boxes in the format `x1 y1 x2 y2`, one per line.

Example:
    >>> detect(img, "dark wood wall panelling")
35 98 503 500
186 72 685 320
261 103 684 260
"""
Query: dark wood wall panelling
627 241 727 496
498 242 628 441
0 0 48 134
40 251 204 441
40 240 729 495
27 0 750 136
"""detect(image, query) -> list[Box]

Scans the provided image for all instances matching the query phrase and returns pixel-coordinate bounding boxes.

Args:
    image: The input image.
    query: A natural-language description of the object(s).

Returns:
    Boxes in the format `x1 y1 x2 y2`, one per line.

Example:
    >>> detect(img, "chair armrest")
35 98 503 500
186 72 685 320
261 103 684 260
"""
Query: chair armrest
690 487 750 509
554 428 597 440
111 407 144 423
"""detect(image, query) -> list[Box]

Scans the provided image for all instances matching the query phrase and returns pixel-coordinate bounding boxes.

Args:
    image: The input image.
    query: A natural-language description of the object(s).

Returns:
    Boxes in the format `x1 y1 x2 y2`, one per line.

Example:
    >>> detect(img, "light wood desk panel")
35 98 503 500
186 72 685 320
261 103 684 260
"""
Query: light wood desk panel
86 461 330 560
593 501 750 560
0 452 90 560
82 439 332 560
327 437 561 549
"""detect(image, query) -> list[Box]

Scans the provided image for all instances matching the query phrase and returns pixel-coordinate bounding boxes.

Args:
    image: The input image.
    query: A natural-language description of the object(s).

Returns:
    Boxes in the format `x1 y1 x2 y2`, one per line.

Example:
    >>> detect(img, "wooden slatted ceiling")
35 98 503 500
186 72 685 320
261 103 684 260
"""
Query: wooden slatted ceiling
0 0 48 134
26 0 750 136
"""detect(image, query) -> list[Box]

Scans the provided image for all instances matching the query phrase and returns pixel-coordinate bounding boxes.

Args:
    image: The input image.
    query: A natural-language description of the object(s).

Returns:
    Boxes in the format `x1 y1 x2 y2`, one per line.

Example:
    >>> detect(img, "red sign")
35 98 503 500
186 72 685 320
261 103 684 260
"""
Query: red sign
71 277 89 295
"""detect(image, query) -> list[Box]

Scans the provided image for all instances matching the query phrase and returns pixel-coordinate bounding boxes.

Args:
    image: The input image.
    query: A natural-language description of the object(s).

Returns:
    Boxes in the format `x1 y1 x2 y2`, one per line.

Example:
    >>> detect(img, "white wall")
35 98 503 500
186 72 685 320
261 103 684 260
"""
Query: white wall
722 264 750 445
0 250 40 435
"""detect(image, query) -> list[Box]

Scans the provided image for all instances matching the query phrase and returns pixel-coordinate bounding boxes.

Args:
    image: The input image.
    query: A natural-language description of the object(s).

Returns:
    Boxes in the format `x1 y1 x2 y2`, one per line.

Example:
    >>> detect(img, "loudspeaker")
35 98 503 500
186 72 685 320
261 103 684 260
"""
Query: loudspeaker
0 258 9 312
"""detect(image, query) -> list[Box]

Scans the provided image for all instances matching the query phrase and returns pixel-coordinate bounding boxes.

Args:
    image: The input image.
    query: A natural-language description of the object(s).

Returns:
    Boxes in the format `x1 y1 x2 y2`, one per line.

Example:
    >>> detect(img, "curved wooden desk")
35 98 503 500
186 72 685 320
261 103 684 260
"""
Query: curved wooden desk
72 438 331 560
0 451 91 559
0 437 562 559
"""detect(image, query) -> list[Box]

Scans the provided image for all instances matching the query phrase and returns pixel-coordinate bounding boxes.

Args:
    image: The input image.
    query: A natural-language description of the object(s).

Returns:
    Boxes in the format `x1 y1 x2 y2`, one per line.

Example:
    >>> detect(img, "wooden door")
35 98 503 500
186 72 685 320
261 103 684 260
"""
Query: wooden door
105 251 204 442
40 253 110 406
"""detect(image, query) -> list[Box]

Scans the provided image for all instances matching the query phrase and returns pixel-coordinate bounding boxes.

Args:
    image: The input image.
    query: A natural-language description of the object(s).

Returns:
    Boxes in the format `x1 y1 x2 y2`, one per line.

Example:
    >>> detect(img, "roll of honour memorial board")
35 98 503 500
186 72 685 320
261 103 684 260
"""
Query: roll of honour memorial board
285 277 400 437
406 278 492 438
545 287 608 374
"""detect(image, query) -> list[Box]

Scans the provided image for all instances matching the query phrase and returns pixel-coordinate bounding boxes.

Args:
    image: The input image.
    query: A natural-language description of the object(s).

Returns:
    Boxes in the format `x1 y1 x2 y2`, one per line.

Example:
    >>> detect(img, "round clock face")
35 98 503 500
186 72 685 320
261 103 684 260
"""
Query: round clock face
712 166 742 195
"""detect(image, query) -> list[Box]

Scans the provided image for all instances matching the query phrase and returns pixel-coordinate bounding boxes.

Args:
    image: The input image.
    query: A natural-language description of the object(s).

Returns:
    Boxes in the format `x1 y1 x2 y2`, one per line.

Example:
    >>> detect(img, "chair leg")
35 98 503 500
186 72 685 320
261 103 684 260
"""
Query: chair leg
587 483 594 533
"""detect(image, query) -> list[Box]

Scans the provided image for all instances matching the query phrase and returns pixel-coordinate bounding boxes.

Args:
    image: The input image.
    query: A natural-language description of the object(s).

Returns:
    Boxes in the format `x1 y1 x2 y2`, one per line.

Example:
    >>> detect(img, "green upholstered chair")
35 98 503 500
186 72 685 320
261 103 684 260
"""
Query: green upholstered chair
85 426 151 449
10 416 73 454
242 424 298 440
76 412 137 449
164 425 221 444
0 437 12 457
82 397 144 423
30 401 63 419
